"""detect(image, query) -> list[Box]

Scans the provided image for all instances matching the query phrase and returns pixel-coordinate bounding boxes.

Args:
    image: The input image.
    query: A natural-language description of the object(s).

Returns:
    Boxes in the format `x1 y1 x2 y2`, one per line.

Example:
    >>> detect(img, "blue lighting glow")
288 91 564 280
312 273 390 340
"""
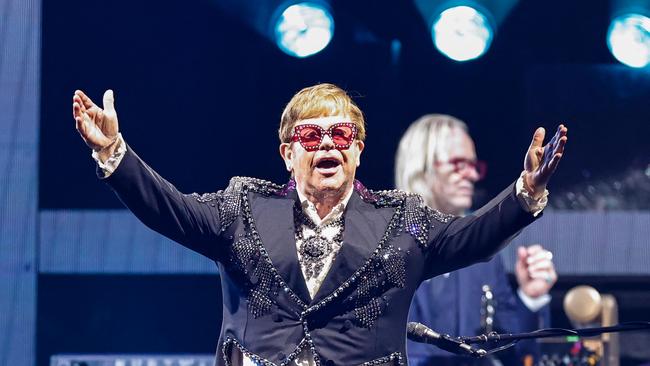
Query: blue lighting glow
607 13 650 68
274 2 334 58
432 5 494 62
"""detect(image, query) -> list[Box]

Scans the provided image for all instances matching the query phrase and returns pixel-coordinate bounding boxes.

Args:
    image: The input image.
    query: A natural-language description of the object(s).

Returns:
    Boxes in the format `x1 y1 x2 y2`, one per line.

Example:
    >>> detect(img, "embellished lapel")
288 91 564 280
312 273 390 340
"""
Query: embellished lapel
310 190 395 305
249 189 312 305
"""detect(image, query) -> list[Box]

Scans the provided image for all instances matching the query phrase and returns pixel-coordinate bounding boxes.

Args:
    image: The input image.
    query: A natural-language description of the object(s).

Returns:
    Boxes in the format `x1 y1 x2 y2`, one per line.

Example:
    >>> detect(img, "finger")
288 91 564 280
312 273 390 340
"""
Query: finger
73 101 83 120
81 111 94 136
528 259 554 272
73 105 90 136
529 267 556 277
543 124 563 149
75 114 88 138
545 134 567 173
548 125 568 152
529 127 545 149
72 95 79 119
548 152 563 172
526 249 552 264
517 246 528 265
73 95 87 115
97 108 104 125
553 135 567 156
529 270 556 282
551 136 567 163
75 115 84 134
549 126 563 150
102 89 115 112
75 90 96 110
526 244 544 255
527 251 553 265
530 127 546 148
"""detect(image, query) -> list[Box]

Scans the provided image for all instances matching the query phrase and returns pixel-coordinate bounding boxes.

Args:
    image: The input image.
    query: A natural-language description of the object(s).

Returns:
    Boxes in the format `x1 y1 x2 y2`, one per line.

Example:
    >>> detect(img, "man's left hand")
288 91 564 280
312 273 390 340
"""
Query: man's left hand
523 125 568 198
515 245 557 298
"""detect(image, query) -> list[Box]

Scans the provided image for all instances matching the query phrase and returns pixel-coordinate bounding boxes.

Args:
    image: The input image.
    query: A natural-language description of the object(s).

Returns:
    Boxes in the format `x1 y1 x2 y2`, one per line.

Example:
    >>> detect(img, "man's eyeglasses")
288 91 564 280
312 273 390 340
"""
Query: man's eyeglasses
435 158 487 180
291 122 358 151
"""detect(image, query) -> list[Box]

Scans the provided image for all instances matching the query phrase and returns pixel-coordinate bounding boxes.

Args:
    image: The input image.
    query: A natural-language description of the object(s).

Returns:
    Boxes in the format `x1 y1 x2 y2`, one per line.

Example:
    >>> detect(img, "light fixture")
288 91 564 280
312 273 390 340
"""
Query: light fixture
431 5 494 62
273 2 334 58
607 13 650 68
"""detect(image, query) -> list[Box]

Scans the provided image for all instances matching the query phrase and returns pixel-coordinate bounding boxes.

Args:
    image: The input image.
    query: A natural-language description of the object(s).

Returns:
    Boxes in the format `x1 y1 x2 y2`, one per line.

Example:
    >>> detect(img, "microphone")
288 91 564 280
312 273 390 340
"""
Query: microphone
407 322 487 358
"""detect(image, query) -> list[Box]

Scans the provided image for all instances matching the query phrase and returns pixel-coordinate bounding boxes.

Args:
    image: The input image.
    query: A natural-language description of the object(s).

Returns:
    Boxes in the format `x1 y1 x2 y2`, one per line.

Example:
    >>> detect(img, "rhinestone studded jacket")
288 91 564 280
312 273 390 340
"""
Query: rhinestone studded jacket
103 147 539 366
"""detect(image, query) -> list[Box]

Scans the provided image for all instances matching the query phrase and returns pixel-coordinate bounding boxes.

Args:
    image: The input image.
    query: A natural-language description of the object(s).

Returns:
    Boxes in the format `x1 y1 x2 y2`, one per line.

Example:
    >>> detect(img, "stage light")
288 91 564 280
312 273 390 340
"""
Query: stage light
431 5 494 62
273 2 334 58
607 13 650 68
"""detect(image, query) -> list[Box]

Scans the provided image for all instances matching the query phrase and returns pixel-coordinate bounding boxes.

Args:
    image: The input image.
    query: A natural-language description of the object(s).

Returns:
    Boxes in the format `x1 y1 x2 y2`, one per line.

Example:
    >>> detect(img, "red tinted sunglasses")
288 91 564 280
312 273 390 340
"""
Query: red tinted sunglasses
435 158 487 181
291 122 358 151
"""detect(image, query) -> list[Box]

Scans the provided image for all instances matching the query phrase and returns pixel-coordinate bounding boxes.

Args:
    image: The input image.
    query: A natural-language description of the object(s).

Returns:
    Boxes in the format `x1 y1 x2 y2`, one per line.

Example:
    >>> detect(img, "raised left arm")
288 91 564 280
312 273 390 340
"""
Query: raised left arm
422 125 568 278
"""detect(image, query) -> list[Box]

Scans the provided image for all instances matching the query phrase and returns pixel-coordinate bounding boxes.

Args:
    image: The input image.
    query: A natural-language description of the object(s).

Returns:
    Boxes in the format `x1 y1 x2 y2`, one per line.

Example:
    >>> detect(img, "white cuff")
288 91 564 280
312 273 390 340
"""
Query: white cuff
91 133 126 178
515 172 548 217
517 287 551 312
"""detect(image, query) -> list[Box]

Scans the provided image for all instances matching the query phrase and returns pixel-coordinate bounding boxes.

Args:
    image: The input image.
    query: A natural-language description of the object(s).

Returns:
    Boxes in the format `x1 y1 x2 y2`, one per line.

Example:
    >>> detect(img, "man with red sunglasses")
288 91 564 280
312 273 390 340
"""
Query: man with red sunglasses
396 114 557 365
72 83 567 366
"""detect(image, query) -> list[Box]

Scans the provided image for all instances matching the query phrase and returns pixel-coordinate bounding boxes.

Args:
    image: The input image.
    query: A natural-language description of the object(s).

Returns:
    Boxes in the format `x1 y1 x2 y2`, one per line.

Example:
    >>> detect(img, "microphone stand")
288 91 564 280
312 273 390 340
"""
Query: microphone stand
457 321 650 357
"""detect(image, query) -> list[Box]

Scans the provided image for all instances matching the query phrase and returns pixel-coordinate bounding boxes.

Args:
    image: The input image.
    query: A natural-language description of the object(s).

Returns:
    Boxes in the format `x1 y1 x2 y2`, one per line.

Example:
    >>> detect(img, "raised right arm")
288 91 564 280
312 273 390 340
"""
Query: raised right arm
106 140 225 259
73 90 226 260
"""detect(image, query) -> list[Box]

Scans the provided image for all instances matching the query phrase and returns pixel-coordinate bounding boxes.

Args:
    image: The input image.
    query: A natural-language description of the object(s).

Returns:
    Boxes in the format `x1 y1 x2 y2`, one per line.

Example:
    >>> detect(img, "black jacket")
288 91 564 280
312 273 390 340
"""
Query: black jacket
104 147 538 366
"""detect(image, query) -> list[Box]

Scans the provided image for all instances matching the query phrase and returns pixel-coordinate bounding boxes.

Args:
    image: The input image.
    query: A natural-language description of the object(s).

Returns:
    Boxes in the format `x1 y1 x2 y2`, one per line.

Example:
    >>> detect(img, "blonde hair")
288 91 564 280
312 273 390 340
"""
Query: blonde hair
394 114 468 205
278 83 366 143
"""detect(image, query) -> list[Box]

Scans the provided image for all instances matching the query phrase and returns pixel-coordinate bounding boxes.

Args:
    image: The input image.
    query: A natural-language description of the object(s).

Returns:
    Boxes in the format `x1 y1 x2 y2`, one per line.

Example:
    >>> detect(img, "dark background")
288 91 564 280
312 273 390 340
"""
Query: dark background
41 0 650 209
38 0 650 365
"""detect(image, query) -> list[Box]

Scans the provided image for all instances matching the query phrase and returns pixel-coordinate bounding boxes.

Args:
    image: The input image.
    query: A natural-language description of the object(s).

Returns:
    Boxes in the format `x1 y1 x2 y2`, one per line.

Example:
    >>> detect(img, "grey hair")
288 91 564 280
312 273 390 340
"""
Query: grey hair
394 114 468 205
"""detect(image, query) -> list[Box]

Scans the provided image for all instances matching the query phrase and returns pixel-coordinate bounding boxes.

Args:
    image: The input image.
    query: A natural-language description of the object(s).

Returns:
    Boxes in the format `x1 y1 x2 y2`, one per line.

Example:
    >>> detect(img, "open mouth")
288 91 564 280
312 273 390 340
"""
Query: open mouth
314 157 342 174
316 158 340 169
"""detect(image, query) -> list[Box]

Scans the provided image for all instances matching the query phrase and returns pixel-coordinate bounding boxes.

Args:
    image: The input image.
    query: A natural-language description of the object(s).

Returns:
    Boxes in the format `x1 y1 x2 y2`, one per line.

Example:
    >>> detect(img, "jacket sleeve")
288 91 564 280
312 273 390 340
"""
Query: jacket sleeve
102 145 227 260
490 256 551 361
422 182 539 280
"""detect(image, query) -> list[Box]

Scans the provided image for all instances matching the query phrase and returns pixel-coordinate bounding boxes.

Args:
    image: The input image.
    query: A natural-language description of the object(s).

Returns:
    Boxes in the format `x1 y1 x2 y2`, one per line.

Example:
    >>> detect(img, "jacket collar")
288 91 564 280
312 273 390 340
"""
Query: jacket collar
250 179 394 306
309 190 393 304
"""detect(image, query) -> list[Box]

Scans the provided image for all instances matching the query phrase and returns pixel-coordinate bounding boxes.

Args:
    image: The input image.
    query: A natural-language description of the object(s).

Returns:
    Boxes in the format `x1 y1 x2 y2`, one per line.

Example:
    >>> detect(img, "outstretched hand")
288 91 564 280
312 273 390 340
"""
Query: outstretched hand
73 89 119 151
523 124 568 198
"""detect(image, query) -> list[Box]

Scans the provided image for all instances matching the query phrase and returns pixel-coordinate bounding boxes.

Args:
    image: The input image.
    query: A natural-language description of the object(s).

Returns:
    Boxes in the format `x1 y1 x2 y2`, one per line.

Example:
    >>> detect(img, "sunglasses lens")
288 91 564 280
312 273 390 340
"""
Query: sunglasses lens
330 125 355 146
298 126 322 147
447 158 487 180
294 123 357 151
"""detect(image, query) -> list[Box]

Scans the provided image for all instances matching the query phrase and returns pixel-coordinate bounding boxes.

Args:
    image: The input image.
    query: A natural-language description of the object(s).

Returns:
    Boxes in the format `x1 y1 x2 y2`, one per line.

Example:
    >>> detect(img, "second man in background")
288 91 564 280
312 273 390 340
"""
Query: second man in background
396 114 558 366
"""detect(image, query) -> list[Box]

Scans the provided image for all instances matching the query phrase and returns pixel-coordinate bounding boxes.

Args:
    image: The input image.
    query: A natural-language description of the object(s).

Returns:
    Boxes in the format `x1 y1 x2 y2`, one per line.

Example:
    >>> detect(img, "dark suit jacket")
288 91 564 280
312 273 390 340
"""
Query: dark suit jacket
407 256 551 366
103 147 538 366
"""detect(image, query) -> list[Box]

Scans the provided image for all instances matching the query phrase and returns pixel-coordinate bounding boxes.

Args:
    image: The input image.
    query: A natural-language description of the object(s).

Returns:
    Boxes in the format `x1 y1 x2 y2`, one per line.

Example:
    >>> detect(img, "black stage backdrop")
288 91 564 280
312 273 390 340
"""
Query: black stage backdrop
41 0 649 210
38 0 650 365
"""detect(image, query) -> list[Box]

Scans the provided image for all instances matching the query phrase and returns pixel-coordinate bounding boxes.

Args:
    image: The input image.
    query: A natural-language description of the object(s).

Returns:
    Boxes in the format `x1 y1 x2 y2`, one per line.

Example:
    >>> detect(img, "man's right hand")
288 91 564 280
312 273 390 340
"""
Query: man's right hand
73 89 120 159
